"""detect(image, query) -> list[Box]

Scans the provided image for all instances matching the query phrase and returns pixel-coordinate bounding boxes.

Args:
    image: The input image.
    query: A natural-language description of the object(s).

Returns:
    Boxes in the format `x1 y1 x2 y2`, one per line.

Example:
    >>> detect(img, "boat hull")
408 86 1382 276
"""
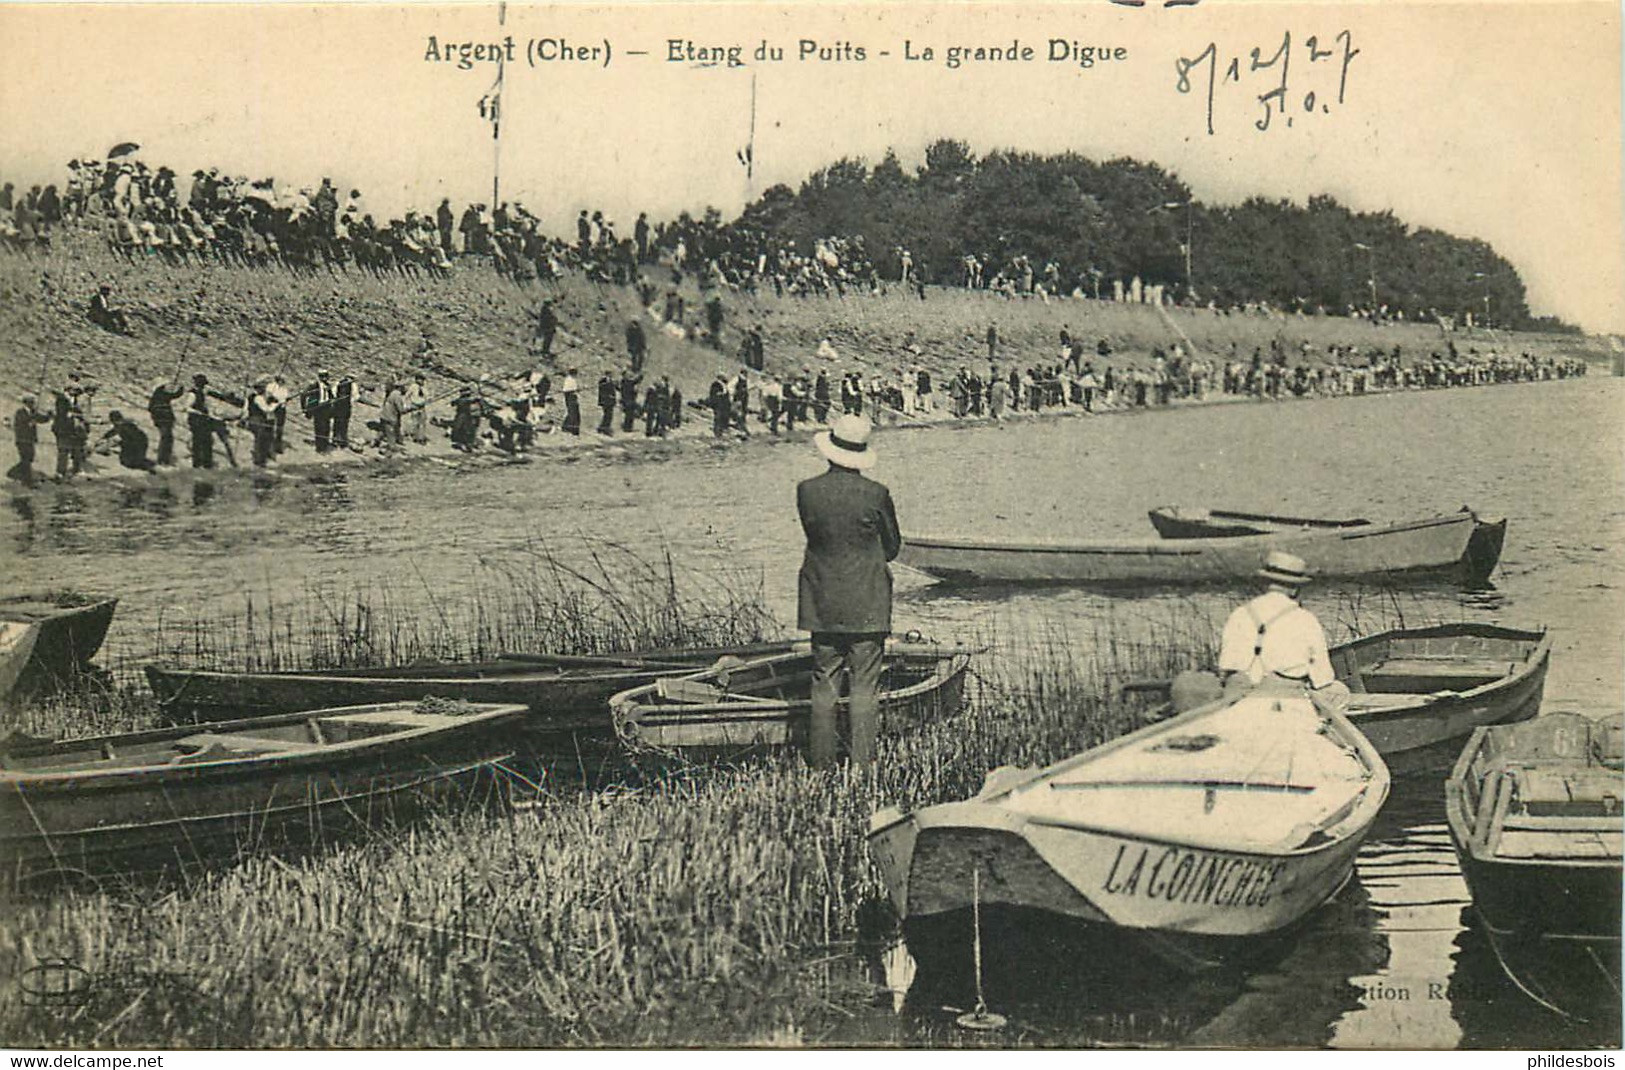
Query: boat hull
0 595 118 694
869 800 1364 972
0 703 525 883
1146 508 1506 586
899 512 1488 587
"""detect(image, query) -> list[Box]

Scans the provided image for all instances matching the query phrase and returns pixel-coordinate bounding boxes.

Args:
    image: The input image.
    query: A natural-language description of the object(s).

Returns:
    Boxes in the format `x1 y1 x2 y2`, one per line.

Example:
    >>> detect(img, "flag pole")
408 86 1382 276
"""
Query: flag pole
492 1 507 208
746 69 757 196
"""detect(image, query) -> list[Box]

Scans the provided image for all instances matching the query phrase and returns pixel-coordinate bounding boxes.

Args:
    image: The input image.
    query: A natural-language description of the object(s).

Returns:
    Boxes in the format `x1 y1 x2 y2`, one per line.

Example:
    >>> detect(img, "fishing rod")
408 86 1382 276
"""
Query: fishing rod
170 287 207 385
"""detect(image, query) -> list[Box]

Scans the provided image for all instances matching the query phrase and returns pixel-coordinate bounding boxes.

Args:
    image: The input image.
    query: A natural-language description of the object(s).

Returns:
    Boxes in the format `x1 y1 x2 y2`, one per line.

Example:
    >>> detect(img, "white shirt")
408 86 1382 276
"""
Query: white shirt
1218 590 1335 689
562 375 578 394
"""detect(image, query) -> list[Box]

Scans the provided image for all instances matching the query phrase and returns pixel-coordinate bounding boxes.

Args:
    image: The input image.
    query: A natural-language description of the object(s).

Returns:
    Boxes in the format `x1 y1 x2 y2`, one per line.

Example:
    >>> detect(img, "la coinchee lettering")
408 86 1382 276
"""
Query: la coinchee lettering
1102 844 1286 907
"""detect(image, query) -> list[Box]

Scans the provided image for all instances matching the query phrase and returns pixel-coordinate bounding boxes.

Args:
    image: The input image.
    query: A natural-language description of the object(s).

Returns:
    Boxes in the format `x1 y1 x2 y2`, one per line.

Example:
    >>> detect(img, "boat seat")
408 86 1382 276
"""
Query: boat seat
1361 658 1514 692
170 733 324 761
1365 658 1517 678
1344 693 1427 712
654 678 782 705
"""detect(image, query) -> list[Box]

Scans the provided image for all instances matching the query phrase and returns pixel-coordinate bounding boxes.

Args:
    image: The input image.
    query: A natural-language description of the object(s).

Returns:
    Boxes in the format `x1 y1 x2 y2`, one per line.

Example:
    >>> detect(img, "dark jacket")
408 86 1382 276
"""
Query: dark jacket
13 405 47 446
796 467 901 634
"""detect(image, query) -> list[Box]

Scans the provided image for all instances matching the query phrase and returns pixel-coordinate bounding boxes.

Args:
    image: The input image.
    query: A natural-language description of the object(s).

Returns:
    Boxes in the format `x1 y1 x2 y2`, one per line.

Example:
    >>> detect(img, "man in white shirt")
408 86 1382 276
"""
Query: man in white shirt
1217 550 1349 714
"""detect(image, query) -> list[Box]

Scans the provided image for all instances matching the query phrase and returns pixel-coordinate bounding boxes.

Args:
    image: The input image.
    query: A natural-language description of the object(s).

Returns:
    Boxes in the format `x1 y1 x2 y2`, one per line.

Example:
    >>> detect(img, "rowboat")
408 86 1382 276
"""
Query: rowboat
1332 623 1550 769
609 642 972 752
0 700 526 884
143 641 802 727
1147 506 1507 585
1444 713 1623 1021
868 690 1390 976
0 592 119 694
899 511 1501 587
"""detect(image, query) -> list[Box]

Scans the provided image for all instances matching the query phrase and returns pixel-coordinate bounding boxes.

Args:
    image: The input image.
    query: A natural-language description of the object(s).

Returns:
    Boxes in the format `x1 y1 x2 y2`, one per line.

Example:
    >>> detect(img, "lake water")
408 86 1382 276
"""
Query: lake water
5 375 1622 1047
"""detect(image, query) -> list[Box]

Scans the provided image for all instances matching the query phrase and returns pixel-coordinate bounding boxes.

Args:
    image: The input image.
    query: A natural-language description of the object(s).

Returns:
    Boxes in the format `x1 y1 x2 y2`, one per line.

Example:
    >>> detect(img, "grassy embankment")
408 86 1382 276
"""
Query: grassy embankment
0 559 1218 1048
1 228 1609 446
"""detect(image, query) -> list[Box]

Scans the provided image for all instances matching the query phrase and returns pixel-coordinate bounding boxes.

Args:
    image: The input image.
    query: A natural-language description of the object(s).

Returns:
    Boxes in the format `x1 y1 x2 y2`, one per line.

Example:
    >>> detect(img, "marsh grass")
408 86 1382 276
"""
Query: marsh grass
144 541 778 675
0 597 1208 1049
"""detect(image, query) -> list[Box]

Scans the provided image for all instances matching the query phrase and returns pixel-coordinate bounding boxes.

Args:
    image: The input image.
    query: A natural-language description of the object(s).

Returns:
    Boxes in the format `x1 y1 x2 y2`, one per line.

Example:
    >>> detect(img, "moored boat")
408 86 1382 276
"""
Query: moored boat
1444 713 1623 1022
143 641 801 727
899 511 1501 587
0 592 119 694
1138 624 1550 774
1333 623 1551 769
868 691 1390 976
610 641 972 753
0 699 527 884
1147 506 1507 585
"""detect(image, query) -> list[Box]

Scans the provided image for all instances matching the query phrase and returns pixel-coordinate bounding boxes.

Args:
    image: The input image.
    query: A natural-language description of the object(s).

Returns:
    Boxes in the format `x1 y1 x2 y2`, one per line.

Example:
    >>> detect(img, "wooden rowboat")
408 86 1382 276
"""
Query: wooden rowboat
609 642 972 753
1138 624 1550 774
1445 713 1623 1022
868 690 1390 976
0 592 119 695
1332 623 1550 769
0 700 527 884
1147 506 1507 585
143 641 801 727
899 511 1501 588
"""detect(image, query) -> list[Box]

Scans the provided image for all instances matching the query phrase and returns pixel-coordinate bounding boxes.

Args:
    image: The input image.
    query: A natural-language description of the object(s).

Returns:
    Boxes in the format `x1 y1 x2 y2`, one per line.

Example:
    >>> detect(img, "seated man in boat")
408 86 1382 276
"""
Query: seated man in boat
1216 550 1350 715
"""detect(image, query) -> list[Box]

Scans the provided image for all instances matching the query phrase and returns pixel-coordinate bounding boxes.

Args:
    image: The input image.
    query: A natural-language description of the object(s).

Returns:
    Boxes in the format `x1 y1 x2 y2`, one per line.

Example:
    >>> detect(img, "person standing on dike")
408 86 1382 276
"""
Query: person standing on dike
796 414 902 768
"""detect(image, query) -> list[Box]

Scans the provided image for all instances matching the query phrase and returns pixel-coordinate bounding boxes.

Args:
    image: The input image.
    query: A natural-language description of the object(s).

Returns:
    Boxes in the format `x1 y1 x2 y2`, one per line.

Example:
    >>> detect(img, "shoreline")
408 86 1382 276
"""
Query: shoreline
5 369 1600 492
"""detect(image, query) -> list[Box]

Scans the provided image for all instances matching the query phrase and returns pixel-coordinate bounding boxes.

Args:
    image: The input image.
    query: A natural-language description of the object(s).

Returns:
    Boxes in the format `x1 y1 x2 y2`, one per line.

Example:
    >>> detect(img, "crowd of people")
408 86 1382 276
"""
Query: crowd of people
0 153 1598 485
2 319 1593 486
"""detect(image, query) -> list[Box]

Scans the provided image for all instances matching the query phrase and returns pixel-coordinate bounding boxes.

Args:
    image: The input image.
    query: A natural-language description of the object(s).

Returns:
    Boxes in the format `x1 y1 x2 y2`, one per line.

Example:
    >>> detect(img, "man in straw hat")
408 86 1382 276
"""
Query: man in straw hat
796 413 902 767
1216 549 1348 714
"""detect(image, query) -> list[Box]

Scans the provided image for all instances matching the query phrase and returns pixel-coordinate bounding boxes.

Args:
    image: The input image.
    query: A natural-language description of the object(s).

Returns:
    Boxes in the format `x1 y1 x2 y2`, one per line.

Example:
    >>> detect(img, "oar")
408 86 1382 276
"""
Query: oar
495 651 703 671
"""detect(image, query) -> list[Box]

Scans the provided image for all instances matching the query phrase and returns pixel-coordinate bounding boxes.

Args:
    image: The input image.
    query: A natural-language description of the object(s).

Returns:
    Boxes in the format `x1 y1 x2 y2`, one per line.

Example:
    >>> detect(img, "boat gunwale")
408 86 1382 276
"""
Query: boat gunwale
144 661 695 690
902 511 1478 556
0 595 121 622
610 648 971 721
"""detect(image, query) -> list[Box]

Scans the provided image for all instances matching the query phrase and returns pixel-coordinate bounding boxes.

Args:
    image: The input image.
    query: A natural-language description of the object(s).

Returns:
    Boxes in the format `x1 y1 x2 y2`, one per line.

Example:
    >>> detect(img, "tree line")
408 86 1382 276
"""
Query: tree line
727 140 1564 331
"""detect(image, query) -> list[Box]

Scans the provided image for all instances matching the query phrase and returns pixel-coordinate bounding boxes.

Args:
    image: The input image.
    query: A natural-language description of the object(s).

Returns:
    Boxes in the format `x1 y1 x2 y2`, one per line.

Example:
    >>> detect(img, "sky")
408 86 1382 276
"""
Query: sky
1 1 1621 332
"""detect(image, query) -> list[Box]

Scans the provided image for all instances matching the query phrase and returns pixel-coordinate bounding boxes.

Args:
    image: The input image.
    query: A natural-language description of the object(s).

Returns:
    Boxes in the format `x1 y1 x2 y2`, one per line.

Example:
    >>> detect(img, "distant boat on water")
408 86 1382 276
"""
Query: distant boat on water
899 510 1504 588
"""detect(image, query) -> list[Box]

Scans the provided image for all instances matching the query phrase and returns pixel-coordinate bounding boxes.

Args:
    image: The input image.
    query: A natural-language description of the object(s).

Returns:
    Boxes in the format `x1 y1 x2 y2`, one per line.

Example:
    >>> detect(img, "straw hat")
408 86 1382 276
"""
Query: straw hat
814 414 876 471
1258 550 1313 587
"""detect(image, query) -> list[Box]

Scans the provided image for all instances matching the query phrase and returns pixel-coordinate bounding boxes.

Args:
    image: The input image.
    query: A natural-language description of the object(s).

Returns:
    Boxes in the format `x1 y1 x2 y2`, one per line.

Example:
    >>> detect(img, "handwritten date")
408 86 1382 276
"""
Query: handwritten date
1175 31 1359 135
